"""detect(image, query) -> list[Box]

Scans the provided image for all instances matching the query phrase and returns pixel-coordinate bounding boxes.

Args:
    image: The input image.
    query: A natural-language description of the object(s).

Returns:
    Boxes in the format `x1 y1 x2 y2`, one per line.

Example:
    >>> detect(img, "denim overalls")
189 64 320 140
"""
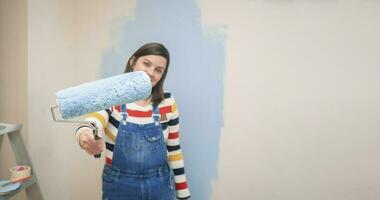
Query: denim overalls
102 104 175 200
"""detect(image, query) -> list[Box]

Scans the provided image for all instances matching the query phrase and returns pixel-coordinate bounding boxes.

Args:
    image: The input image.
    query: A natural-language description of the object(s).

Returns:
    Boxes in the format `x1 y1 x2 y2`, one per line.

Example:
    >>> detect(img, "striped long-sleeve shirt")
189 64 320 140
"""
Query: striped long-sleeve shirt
75 93 190 199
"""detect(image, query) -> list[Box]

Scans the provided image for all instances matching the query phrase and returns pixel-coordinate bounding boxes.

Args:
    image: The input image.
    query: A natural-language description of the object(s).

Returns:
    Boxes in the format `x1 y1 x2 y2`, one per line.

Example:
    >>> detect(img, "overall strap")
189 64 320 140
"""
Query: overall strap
121 104 128 125
152 104 160 126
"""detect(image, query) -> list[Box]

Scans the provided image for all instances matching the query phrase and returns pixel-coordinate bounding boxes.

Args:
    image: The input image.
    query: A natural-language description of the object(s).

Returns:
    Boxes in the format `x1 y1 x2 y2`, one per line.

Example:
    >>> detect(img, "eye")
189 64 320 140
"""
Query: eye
155 68 163 74
143 62 150 67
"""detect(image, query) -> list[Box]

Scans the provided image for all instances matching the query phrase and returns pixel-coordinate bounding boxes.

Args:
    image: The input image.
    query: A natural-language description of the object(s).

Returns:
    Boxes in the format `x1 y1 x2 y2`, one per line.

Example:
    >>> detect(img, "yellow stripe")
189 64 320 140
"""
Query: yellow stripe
169 153 183 161
172 102 177 112
88 112 106 127
105 128 115 142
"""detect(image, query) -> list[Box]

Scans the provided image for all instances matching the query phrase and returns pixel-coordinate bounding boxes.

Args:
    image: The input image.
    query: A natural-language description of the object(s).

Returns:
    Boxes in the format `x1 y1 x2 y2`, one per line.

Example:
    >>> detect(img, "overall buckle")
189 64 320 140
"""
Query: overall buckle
152 113 160 126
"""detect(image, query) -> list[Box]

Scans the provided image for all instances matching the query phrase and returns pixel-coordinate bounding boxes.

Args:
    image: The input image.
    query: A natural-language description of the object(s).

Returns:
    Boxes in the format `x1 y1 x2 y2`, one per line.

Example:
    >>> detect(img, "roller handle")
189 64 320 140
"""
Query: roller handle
50 105 101 158
91 122 101 159
93 133 101 158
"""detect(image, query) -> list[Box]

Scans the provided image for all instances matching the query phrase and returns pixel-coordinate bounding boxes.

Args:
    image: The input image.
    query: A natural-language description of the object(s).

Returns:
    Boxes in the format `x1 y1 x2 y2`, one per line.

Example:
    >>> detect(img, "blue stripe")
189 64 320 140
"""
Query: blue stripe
168 117 179 126
173 167 185 175
105 108 112 116
105 142 114 151
109 115 119 128
161 121 168 130
164 92 171 98
76 124 91 132
167 144 181 151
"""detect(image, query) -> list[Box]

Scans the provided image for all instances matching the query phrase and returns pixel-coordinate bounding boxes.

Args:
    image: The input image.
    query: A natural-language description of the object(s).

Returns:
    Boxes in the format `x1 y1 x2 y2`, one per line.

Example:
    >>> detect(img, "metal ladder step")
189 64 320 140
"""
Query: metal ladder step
0 123 43 200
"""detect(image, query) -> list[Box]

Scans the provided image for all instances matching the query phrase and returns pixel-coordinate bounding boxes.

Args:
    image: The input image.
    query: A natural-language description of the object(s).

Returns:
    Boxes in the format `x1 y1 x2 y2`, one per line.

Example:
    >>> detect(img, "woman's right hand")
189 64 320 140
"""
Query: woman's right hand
79 129 104 155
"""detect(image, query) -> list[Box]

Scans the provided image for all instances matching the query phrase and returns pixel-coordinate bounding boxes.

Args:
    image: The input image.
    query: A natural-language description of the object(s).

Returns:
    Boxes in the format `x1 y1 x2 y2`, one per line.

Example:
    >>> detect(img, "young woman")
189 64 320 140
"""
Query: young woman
75 43 191 199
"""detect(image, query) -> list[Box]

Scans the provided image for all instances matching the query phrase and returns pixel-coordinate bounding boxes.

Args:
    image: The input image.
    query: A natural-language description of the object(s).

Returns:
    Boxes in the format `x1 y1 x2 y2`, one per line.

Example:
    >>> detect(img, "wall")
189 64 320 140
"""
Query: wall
206 1 380 199
28 1 136 199
1 0 380 199
0 0 27 199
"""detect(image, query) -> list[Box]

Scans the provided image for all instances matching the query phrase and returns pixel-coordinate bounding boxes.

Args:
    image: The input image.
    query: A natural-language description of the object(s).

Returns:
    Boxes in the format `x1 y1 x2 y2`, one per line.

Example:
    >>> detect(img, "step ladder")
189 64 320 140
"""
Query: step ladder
0 122 43 200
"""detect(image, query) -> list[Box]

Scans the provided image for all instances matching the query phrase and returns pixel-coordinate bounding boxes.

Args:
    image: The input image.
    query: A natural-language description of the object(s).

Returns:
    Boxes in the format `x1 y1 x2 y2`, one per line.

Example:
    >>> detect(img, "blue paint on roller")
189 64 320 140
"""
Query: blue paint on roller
56 71 151 119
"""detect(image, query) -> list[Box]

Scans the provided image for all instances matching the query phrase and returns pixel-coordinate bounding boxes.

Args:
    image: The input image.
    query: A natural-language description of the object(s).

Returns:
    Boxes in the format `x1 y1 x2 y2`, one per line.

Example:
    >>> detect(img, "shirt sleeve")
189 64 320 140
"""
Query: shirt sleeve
75 108 112 144
166 98 191 199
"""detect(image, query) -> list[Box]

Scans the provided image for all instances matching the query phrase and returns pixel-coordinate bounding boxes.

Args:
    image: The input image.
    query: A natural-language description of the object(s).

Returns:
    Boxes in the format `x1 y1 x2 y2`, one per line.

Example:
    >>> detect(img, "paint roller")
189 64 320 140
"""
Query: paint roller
51 71 152 158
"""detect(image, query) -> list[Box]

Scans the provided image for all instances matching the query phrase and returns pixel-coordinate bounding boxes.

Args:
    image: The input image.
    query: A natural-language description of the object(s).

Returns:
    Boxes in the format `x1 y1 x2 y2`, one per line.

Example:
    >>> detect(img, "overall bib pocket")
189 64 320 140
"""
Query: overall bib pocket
144 130 164 152
144 130 162 142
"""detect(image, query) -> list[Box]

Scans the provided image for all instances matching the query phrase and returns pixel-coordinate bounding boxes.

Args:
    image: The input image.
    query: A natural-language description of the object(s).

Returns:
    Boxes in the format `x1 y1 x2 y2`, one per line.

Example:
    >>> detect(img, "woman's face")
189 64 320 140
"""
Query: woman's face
130 55 167 87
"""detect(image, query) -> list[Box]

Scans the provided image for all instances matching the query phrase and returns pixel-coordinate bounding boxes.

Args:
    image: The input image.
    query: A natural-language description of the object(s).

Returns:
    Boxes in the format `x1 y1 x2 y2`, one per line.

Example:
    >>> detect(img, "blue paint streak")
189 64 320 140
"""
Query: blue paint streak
101 1 225 199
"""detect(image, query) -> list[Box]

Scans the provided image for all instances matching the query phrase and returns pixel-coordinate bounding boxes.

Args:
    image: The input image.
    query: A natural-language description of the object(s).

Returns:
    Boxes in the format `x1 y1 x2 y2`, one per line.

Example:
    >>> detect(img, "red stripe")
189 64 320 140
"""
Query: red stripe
159 105 172 114
168 132 179 139
114 105 121 112
106 157 113 165
115 105 172 117
175 182 188 190
128 109 152 117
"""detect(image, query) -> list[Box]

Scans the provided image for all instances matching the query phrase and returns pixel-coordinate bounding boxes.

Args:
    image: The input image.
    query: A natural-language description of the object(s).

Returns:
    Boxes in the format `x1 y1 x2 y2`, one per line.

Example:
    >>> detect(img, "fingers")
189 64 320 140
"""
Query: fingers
84 139 104 155
79 131 104 155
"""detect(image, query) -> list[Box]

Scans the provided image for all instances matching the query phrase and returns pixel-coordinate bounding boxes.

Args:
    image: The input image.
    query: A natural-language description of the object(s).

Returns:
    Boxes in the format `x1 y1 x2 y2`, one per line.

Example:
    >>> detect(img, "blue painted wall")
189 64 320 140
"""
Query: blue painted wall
101 1 225 199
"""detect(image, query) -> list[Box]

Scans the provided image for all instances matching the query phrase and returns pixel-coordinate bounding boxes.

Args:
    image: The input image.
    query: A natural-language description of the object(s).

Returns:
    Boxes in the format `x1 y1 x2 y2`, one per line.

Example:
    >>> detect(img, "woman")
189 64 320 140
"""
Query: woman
75 43 191 199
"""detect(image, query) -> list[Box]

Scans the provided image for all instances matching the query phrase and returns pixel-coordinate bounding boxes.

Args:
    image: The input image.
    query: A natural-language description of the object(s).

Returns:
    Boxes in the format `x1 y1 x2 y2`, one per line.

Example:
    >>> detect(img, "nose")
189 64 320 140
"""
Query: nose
145 67 154 76
144 68 154 81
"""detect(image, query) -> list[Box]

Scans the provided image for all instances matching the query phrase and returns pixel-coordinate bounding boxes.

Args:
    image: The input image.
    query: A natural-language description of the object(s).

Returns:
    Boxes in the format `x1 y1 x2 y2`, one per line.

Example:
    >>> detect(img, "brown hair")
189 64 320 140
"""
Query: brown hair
124 43 170 105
